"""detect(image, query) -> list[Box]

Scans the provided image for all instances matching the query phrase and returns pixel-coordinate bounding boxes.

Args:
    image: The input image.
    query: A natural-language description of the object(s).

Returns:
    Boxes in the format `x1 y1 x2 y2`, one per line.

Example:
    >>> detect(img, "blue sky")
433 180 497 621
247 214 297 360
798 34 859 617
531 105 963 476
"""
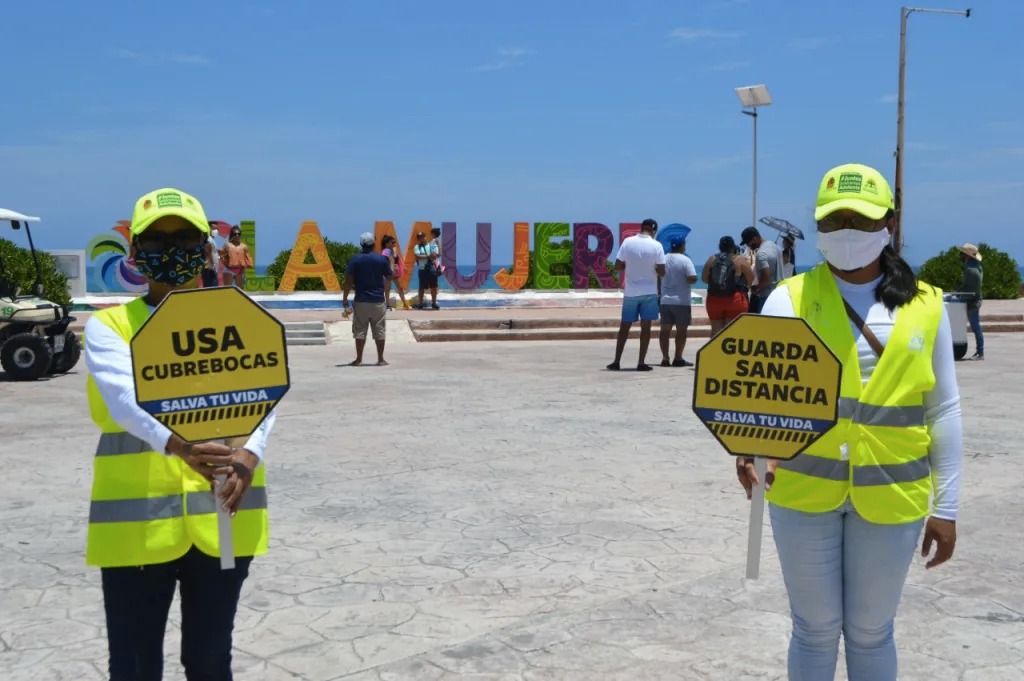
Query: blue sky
2 0 1020 268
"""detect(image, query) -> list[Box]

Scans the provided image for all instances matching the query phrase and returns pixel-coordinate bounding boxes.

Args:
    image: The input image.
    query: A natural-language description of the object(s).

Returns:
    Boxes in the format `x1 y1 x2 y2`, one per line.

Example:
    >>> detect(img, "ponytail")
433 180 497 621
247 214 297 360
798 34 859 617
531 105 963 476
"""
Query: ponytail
875 244 921 311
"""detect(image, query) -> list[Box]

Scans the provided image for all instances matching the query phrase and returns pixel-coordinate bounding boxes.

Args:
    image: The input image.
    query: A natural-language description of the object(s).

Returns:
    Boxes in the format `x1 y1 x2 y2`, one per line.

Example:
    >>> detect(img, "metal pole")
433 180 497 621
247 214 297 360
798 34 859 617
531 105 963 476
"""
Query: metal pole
752 107 758 230
894 7 909 256
894 6 970 256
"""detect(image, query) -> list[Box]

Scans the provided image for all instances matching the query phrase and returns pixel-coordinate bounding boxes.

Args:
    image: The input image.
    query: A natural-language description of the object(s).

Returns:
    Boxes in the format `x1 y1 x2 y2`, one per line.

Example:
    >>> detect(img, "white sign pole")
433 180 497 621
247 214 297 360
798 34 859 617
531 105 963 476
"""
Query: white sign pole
745 456 767 580
214 472 236 570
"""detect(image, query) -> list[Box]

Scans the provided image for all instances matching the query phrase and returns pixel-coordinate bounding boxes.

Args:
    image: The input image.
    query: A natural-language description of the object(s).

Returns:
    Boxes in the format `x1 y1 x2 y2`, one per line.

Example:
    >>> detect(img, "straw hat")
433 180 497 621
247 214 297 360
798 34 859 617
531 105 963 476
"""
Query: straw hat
957 243 983 262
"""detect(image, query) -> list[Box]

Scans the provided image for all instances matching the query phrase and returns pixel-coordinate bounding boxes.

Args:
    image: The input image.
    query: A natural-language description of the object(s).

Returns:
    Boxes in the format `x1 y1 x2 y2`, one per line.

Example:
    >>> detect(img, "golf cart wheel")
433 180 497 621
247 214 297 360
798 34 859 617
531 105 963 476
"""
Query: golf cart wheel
1 333 54 381
54 331 82 374
953 342 968 361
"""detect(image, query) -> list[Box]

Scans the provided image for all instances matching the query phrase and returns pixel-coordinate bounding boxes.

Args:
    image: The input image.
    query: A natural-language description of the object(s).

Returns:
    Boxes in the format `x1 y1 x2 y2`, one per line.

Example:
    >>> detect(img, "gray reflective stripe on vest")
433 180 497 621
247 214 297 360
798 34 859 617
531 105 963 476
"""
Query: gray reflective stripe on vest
779 453 848 481
853 458 931 487
837 398 925 427
96 432 152 457
185 487 268 515
90 494 183 523
89 488 268 523
780 453 930 487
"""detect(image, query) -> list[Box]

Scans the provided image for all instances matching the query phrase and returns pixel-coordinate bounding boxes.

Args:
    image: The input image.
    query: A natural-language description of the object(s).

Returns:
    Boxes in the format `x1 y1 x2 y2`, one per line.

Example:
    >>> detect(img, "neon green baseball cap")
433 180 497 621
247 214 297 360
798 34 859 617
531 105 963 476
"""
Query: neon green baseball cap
130 188 210 235
814 163 895 221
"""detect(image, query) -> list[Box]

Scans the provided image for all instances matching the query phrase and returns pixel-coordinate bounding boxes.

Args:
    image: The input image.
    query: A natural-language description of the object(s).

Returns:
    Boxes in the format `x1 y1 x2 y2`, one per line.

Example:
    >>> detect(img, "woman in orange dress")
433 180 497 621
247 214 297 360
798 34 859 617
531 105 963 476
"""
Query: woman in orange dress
219 225 254 289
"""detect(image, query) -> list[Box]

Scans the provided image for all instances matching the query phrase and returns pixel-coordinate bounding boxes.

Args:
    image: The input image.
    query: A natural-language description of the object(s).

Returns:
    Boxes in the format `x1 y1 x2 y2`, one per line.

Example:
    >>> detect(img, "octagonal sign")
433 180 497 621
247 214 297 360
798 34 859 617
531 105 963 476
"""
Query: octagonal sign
692 314 841 461
131 287 289 443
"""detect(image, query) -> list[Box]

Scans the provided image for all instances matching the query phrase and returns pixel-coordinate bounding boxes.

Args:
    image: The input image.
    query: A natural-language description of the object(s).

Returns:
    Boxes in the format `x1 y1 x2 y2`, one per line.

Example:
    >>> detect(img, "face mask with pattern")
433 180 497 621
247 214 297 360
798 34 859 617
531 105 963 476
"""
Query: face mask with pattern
133 244 206 286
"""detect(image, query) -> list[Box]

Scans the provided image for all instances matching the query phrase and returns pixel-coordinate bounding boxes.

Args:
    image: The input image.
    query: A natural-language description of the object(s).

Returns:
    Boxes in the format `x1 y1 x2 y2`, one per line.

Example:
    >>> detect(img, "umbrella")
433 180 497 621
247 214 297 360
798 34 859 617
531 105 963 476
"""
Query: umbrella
655 223 692 252
759 216 805 240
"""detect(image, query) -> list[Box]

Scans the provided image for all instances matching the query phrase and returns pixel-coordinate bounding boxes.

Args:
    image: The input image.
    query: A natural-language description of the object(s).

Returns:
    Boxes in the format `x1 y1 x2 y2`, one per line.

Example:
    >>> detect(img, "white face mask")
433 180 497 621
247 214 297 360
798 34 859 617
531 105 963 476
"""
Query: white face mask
816 228 891 272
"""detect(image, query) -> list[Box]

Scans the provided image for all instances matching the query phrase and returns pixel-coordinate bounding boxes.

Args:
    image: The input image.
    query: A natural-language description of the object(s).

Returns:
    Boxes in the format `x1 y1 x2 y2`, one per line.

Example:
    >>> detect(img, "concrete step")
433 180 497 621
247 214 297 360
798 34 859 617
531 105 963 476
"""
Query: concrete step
285 337 329 346
410 318 711 331
414 325 715 343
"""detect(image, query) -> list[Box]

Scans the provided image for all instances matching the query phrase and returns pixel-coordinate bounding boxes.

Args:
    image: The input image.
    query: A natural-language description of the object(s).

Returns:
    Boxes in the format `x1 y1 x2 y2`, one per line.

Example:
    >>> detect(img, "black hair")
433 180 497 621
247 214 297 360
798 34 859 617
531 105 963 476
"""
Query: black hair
719 235 737 254
875 211 921 311
431 227 441 237
381 235 395 245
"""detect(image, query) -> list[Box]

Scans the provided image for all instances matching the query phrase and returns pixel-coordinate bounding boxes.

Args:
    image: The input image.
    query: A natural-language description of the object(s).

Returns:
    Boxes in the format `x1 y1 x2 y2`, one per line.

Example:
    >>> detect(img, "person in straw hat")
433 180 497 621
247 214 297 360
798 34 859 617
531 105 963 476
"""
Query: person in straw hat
957 243 984 360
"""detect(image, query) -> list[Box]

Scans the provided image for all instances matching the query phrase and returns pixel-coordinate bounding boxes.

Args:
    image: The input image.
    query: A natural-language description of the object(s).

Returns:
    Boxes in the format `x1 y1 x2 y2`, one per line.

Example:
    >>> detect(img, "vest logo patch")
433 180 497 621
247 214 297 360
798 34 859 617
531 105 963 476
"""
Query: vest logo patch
908 329 925 352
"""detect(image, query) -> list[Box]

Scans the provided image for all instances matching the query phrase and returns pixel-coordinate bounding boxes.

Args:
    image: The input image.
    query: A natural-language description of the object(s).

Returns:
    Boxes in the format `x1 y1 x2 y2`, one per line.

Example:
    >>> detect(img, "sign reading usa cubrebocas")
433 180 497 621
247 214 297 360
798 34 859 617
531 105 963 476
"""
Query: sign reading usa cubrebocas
130 287 290 443
692 314 841 460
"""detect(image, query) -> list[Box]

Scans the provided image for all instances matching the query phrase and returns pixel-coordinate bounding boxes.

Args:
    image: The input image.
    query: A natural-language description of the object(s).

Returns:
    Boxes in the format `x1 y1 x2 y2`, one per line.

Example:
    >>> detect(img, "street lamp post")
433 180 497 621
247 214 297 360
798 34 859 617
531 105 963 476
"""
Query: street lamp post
735 85 773 235
893 5 970 255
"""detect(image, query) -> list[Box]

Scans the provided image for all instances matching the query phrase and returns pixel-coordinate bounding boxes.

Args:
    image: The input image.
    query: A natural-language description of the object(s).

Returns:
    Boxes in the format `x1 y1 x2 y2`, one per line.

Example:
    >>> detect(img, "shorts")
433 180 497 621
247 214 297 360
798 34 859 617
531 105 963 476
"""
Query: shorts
660 304 692 326
418 268 439 289
621 294 660 323
706 292 749 322
201 269 218 288
352 301 387 340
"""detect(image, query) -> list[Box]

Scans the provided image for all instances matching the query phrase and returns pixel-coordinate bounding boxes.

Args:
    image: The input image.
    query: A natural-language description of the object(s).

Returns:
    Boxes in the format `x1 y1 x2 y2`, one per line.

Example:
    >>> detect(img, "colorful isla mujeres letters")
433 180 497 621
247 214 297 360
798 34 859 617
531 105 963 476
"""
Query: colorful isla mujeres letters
85 220 681 293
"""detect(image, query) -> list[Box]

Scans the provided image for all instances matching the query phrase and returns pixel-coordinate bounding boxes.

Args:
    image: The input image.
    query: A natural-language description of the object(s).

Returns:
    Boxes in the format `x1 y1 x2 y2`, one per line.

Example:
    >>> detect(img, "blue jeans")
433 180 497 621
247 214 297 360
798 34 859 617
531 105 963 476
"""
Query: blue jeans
967 304 984 355
101 546 252 681
769 501 924 681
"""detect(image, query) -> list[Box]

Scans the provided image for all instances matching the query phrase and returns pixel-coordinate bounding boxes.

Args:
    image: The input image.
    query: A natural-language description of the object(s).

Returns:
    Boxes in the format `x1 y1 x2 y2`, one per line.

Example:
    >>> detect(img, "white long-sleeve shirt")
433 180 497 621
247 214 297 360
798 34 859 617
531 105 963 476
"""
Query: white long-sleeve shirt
762 274 963 520
84 309 275 462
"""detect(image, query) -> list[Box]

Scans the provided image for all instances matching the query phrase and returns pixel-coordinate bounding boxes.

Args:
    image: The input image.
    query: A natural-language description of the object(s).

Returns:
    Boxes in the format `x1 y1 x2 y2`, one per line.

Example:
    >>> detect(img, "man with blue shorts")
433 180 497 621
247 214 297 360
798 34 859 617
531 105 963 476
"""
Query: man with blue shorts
607 218 666 371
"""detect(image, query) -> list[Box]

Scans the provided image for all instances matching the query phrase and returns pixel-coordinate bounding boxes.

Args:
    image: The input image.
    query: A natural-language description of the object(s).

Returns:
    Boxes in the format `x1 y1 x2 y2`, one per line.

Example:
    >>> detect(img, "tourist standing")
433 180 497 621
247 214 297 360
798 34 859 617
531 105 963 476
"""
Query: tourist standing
381 235 412 311
702 236 756 337
657 235 698 367
740 226 785 313
958 242 984 361
607 219 666 371
414 231 440 310
220 225 254 289
343 232 394 366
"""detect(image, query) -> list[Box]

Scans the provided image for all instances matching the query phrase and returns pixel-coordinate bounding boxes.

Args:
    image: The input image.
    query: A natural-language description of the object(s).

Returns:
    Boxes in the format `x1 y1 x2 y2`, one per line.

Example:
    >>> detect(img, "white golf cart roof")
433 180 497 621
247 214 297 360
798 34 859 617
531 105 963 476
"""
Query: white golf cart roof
0 209 40 222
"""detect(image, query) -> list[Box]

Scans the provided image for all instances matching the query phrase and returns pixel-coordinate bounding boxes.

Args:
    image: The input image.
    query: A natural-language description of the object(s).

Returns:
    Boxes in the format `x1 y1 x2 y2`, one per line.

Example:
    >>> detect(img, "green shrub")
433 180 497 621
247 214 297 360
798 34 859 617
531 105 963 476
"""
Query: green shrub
917 243 1021 300
0 237 71 305
265 239 360 291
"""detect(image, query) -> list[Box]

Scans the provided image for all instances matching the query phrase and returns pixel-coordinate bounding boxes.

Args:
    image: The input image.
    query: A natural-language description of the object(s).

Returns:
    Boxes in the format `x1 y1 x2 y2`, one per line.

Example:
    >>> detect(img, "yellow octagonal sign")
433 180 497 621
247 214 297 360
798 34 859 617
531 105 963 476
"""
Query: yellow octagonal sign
131 287 289 442
692 314 842 460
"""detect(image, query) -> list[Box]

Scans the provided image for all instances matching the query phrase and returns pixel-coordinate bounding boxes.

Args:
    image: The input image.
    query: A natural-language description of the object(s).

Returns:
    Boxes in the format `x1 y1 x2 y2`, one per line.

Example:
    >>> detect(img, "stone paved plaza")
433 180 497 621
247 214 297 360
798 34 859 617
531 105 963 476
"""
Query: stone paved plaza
1 332 1023 680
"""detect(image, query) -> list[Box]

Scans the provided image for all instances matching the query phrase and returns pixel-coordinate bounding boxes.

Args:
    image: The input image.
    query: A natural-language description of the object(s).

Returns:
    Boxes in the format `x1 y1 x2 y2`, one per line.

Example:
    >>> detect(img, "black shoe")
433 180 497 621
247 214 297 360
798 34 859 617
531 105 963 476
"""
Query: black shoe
660 358 671 367
969 352 984 361
672 358 693 367
606 362 621 371
636 363 653 372
431 303 440 310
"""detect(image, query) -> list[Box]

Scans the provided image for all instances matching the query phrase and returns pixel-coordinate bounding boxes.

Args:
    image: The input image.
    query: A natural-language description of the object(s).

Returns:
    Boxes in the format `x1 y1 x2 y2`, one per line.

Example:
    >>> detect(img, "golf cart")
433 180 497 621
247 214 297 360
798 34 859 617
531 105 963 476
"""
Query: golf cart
0 209 81 380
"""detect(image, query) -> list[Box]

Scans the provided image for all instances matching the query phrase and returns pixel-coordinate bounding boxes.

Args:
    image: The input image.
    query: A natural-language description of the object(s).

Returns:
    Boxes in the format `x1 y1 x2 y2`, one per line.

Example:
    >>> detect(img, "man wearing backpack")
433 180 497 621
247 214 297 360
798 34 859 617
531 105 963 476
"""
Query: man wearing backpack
702 236 756 337
607 219 666 371
740 226 785 314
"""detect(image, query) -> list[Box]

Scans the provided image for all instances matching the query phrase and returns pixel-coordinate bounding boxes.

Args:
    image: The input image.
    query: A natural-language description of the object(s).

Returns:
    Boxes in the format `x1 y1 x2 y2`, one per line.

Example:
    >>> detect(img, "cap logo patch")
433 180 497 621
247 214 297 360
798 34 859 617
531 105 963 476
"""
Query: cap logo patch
837 172 863 194
156 192 183 208
143 199 153 210
826 177 835 190
864 178 879 195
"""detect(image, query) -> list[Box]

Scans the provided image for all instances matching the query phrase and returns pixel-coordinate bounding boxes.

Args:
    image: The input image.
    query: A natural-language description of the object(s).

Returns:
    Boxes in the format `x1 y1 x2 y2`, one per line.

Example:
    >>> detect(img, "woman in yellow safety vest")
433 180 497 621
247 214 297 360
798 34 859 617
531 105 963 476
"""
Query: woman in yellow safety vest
84 187 275 681
737 163 963 681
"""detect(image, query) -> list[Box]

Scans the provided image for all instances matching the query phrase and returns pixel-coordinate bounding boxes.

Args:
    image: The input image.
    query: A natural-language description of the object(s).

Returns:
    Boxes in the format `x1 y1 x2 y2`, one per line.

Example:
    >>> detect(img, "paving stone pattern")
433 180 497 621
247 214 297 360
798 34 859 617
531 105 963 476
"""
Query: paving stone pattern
1 335 1022 680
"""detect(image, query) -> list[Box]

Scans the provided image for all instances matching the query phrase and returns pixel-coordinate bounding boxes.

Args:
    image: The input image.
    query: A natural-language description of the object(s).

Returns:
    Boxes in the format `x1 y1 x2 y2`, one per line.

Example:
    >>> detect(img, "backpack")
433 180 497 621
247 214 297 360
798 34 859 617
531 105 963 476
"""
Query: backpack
708 253 738 296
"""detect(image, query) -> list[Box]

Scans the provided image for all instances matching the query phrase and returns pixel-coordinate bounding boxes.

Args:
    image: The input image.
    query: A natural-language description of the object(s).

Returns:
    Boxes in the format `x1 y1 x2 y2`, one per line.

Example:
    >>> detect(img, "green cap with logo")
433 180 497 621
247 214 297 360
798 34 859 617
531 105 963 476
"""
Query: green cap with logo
130 188 211 236
814 163 895 221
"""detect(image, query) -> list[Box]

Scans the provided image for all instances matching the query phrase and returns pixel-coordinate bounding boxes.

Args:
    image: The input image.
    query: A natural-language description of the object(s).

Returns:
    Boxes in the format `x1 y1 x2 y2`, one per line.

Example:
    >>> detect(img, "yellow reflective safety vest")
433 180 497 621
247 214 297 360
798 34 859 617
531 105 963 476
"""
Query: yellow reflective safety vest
85 298 269 567
766 264 943 524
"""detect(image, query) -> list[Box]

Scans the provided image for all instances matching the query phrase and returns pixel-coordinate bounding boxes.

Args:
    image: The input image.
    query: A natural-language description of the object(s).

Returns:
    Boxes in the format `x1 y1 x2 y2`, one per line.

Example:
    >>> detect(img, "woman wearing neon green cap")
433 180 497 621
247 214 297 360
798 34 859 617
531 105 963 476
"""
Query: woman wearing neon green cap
736 163 963 680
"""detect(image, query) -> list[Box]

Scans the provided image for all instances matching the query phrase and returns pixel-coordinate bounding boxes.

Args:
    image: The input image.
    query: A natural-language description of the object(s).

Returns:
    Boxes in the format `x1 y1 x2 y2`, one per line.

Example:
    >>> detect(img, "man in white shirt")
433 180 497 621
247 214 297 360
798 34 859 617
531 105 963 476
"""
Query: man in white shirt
657 235 698 367
608 219 666 371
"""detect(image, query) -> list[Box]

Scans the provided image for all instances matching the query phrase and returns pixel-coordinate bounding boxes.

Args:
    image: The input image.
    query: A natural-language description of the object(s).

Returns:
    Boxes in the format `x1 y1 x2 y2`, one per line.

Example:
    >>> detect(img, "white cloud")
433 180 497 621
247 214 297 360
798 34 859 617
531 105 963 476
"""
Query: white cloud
788 36 829 51
670 27 743 40
473 47 533 73
111 49 211 66
708 60 749 72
